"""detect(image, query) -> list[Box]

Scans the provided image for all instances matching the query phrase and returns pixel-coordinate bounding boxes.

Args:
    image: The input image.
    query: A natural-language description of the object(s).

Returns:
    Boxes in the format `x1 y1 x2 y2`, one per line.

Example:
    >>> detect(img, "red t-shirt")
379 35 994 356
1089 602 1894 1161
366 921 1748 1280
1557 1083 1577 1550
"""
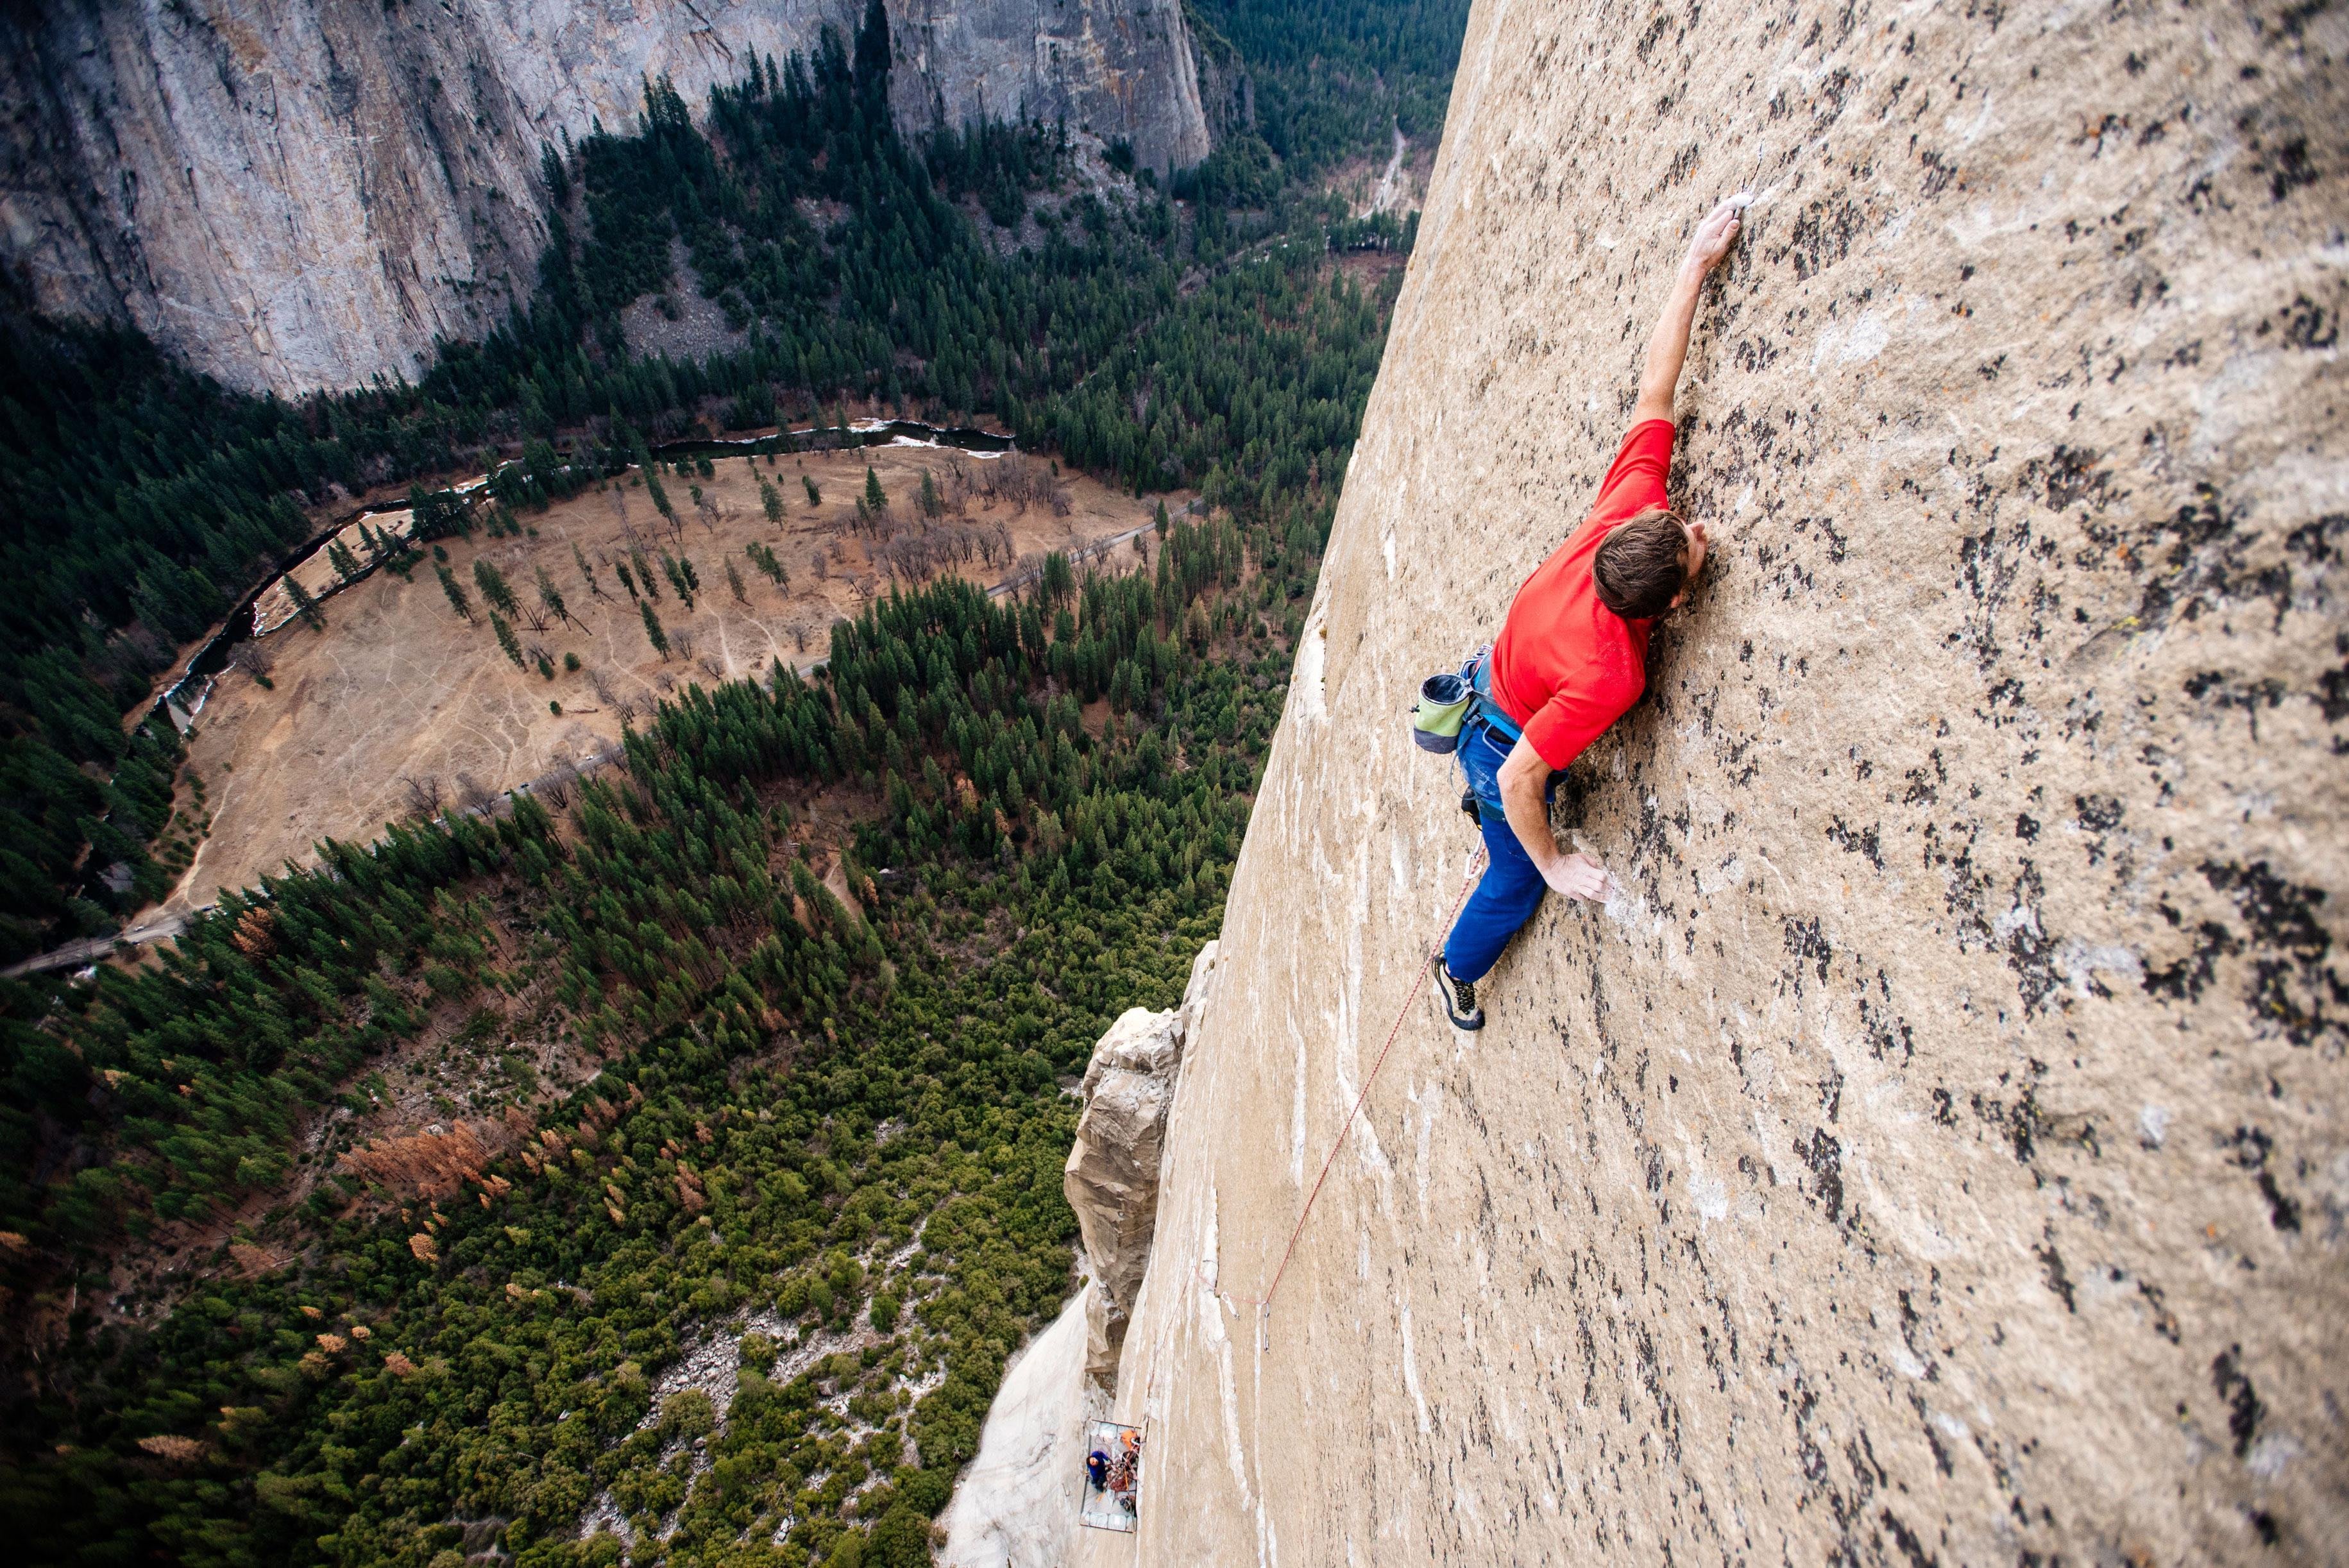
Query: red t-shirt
1488 419 1673 771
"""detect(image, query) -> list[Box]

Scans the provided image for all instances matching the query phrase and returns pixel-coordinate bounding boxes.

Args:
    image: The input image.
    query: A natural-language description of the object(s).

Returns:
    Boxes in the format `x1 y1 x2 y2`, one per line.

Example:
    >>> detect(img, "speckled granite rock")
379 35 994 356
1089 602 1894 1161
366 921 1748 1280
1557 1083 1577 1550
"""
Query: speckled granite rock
0 0 1207 394
1088 2 2348 1564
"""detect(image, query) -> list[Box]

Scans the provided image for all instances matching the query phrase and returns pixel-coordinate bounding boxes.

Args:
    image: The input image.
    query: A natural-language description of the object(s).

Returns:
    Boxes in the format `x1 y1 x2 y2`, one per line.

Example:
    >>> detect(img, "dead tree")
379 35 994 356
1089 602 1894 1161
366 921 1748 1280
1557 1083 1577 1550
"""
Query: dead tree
538 758 579 810
402 775 444 820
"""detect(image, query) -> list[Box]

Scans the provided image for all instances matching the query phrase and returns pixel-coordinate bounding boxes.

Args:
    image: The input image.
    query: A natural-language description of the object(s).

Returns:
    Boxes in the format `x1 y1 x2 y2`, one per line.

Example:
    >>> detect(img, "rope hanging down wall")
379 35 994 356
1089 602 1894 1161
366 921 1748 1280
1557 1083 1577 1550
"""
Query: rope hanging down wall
1197 847 1488 1336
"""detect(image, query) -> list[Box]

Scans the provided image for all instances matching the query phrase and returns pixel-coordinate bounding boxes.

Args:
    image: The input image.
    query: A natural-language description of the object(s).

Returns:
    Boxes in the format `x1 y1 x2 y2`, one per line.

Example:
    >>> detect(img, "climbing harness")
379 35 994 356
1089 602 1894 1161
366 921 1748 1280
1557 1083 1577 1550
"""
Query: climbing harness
1466 647 1524 745
1196 847 1486 1342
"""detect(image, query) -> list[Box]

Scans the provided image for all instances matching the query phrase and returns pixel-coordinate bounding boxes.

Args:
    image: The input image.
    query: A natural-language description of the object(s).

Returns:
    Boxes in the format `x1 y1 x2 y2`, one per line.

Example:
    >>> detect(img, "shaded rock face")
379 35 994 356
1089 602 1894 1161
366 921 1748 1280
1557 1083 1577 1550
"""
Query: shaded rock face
1064 942 1217 1387
0 0 1207 394
1093 3 2347 1565
894 0 1208 174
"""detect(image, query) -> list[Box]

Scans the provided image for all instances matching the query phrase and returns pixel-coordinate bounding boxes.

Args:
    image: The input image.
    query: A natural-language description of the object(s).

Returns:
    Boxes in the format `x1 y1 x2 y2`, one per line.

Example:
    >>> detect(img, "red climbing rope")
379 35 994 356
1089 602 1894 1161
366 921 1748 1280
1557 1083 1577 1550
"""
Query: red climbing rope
1200 846 1486 1315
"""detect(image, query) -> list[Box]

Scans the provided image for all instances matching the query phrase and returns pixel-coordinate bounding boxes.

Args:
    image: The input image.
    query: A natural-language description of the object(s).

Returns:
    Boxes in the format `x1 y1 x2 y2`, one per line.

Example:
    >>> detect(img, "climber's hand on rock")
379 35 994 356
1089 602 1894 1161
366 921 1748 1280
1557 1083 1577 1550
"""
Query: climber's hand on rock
1686 197 1745 274
1542 853 1610 902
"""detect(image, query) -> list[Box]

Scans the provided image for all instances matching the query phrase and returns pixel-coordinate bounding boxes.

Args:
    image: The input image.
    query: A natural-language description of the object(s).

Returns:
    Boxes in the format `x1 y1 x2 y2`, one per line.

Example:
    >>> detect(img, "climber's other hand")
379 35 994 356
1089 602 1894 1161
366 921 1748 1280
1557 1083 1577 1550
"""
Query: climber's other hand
1687 196 1744 273
1543 853 1611 902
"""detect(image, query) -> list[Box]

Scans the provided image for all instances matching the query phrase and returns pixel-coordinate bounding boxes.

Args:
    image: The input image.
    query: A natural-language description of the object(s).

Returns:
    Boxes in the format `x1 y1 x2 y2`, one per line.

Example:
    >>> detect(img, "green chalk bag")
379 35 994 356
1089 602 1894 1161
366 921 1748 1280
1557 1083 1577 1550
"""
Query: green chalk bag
1411 671 1473 754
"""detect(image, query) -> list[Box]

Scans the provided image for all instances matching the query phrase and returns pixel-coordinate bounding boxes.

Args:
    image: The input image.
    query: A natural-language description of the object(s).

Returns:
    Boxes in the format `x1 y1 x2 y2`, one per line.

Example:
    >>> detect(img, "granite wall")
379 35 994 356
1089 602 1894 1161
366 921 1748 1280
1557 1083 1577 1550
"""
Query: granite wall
0 0 1207 393
1089 1 2347 1562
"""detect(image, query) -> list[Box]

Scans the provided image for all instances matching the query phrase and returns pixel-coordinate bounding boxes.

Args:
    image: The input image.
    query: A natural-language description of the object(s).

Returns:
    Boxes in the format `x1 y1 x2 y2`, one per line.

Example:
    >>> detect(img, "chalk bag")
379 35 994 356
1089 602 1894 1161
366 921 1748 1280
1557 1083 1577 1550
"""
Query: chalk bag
1412 671 1473 753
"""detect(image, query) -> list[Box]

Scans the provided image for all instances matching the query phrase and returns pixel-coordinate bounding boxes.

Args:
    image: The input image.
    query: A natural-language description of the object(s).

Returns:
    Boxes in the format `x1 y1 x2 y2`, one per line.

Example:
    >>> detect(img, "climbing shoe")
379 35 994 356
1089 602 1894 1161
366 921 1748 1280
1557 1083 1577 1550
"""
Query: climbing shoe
1432 961 1484 1031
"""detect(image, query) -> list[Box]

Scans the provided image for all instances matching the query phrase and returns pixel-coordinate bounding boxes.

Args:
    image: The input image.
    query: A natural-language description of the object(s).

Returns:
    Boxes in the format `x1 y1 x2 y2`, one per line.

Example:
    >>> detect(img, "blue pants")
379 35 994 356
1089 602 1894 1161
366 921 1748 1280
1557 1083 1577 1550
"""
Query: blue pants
1441 717 1556 984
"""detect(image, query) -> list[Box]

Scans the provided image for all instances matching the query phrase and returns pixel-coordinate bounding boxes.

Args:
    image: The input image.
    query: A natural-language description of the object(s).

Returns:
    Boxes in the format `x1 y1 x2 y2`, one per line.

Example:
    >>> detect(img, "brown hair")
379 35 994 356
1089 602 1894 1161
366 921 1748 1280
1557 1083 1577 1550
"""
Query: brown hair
1592 507 1689 620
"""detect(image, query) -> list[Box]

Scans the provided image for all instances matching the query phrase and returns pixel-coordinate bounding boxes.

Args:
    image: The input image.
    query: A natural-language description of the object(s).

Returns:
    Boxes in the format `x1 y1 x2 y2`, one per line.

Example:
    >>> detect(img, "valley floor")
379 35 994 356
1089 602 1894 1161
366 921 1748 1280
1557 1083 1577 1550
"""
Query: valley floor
165 443 1183 914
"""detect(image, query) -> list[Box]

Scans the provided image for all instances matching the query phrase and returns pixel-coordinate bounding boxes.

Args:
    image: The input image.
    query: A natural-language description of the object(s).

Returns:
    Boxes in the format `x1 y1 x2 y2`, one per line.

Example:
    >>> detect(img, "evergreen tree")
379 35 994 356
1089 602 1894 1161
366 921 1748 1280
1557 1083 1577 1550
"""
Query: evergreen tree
803 475 822 508
491 611 526 668
573 541 607 598
640 599 672 659
435 563 475 621
285 576 326 630
534 564 572 625
661 551 696 607
473 559 520 617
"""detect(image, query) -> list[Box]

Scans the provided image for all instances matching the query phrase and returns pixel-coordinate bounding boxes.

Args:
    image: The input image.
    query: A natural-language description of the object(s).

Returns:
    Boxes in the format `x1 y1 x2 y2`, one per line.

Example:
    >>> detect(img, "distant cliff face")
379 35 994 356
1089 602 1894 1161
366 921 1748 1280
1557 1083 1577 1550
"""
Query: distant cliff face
0 0 1207 394
1092 1 2347 1564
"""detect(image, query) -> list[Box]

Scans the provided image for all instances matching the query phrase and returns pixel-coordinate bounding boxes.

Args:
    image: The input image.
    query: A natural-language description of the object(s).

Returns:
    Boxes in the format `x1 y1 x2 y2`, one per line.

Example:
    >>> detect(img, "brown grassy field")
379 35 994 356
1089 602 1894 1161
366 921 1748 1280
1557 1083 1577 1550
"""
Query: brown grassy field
168 442 1182 913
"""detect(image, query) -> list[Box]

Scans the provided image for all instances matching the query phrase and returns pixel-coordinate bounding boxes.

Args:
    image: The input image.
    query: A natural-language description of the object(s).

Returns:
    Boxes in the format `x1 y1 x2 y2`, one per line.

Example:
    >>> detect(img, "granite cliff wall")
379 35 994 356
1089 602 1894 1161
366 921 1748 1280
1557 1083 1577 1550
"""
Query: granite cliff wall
0 0 1207 394
1087 1 2347 1564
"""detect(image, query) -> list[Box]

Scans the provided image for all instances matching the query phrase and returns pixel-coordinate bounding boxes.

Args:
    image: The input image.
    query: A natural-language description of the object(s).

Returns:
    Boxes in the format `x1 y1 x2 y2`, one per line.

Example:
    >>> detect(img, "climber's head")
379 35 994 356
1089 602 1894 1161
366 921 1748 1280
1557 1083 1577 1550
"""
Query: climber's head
1593 506 1708 620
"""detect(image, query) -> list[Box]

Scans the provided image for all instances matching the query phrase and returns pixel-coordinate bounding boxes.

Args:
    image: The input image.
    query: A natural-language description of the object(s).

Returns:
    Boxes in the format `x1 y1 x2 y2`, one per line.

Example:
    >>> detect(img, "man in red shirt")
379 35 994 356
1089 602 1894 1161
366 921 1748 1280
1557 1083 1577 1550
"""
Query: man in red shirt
1434 198 1744 1031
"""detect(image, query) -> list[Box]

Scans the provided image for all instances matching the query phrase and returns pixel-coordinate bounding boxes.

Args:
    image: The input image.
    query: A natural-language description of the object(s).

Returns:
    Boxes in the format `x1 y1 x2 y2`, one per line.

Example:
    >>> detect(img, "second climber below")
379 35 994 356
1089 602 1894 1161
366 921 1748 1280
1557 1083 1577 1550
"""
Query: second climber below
1433 196 1744 1031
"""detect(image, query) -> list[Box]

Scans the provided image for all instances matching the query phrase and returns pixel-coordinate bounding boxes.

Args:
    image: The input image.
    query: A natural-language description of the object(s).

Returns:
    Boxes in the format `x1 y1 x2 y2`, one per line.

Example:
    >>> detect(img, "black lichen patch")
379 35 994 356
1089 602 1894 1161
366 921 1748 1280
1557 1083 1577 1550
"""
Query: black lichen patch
2117 484 2305 630
2278 291 2338 350
2034 1227 2078 1313
2314 630 2349 725
2142 918 2239 1004
2028 444 2117 515
2201 861 2341 1047
2227 1125 2303 1232
2001 863 2064 1016
1827 814 1885 868
2253 135 2319 203
1859 989 1915 1064
2184 669 2290 739
1784 916 1834 984
2211 1345 2264 1458
2073 794 2122 831
1803 1127 1845 1225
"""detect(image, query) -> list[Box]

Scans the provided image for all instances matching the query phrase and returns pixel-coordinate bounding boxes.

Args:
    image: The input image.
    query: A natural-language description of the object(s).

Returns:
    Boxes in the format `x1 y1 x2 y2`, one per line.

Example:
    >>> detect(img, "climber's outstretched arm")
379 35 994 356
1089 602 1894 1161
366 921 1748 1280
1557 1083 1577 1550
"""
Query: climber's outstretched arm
1631 196 1745 426
1497 735 1609 902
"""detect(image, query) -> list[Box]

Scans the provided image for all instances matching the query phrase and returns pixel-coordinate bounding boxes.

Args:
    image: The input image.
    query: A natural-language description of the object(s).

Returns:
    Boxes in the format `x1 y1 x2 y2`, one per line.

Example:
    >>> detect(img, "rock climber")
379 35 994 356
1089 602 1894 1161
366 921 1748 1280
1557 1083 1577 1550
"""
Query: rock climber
1432 196 1745 1031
